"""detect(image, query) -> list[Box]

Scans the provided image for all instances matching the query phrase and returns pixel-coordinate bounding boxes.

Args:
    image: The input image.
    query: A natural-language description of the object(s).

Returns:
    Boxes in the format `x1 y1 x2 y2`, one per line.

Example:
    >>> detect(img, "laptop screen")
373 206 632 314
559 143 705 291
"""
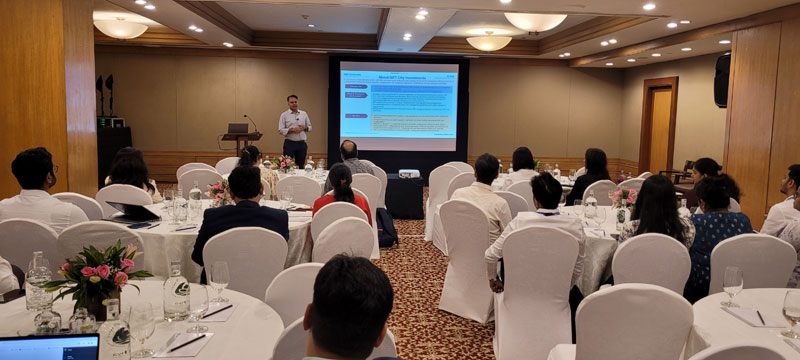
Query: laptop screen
0 334 99 360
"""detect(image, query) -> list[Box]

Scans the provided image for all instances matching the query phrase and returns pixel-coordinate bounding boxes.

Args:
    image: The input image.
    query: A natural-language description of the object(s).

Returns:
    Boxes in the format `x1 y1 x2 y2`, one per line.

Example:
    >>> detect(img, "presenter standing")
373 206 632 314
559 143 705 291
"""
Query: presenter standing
278 94 312 167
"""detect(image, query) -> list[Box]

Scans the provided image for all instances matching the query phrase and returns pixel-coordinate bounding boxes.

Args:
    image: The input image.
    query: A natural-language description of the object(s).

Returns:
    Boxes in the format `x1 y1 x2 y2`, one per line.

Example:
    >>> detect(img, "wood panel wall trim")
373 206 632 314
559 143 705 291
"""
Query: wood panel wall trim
376 8 390 46
252 31 378 50
94 27 206 46
637 77 679 174
420 36 538 56
175 0 253 44
95 44 329 60
539 16 655 55
469 57 568 67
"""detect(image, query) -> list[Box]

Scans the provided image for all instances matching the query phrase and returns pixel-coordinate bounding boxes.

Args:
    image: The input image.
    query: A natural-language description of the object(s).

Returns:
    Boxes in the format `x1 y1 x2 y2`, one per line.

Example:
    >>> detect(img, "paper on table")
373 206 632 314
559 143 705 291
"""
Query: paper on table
721 307 784 327
153 333 214 358
200 303 237 322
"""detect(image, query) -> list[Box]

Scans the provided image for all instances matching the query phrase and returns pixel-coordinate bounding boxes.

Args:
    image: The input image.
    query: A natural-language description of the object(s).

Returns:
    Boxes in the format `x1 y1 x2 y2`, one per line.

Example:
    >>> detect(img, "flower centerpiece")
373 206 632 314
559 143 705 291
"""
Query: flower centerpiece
269 155 296 173
609 187 638 208
43 241 152 321
206 179 232 207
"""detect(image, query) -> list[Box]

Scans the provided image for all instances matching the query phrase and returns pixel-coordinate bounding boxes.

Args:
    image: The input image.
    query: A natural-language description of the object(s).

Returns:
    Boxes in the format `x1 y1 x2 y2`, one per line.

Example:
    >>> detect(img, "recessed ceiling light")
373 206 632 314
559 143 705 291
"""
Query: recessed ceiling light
608 39 617 44
500 0 512 3
563 52 570 56
601 41 609 46
559 54 564 58
415 14 426 20
680 20 691 24
643 3 656 10
667 22 678 28
418 10 428 16
308 24 315 28
194 28 203 33
627 58 636 62
404 33 412 38
719 40 731 44
606 62 614 66
144 4 155 10
652 53 661 57
223 42 233 48
135 0 147 4
681 47 692 51
188 25 197 30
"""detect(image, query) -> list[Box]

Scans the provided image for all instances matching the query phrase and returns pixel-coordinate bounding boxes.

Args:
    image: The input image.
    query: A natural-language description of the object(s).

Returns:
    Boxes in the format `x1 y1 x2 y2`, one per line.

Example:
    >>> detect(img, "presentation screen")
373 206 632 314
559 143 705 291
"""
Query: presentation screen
339 61 460 151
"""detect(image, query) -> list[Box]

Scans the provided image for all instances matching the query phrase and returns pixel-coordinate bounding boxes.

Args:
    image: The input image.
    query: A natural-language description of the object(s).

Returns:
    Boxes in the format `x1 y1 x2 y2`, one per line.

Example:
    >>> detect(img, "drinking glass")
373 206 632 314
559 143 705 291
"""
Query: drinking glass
280 191 291 210
568 169 577 182
558 193 567 213
188 200 202 226
721 266 743 307
782 291 800 339
209 261 230 303
593 207 607 228
285 186 294 205
162 188 172 210
128 303 156 358
187 284 209 334
573 200 583 217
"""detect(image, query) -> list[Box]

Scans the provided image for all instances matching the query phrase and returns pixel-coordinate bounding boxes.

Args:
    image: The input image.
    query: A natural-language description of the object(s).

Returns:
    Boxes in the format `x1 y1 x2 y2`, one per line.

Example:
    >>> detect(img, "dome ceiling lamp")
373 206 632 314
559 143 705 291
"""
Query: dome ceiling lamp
94 18 148 40
503 13 568 34
466 31 513 52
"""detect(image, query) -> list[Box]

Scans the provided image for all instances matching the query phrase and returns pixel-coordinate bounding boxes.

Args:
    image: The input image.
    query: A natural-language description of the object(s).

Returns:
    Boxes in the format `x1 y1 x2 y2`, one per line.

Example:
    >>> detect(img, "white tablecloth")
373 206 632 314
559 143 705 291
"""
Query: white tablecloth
276 170 327 186
0 280 284 360
136 200 312 283
491 174 575 191
685 288 799 359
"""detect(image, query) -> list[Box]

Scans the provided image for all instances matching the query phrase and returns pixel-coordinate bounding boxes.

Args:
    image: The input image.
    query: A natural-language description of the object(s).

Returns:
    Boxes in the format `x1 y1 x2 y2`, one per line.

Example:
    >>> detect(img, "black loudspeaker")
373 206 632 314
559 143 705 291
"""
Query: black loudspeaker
714 54 731 108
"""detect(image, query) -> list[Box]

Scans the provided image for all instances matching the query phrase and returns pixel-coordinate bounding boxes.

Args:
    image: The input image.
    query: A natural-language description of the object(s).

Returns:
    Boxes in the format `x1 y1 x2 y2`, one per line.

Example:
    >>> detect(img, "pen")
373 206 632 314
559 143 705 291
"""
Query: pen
756 310 765 325
173 226 196 232
146 223 160 229
168 334 206 353
202 304 233 319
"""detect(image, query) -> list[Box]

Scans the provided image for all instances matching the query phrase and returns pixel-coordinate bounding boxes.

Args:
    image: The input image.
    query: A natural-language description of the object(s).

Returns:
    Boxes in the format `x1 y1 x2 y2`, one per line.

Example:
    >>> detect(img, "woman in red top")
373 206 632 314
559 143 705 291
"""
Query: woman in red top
312 163 372 225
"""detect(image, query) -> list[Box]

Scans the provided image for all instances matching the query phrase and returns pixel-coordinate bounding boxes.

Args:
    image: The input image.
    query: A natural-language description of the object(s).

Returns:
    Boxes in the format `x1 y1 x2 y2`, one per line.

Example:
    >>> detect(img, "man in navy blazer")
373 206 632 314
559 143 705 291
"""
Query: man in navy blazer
192 165 289 283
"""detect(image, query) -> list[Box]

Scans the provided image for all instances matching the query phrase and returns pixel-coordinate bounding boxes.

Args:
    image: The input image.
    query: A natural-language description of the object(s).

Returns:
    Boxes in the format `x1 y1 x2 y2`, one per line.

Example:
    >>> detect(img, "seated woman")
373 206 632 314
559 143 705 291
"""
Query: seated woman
779 195 800 288
684 158 741 210
312 163 372 225
619 175 695 248
565 148 610 206
501 146 539 190
239 145 279 200
106 147 162 203
684 176 753 303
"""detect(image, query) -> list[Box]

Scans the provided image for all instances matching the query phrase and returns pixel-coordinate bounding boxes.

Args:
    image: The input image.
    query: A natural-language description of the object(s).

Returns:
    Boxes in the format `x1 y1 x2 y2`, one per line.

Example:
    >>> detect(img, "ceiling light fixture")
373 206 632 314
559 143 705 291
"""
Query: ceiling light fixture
681 47 692 51
504 13 568 33
559 54 564 58
403 33 412 41
223 42 233 48
719 40 731 44
680 20 691 24
606 62 614 66
308 24 315 28
627 58 636 62
188 25 197 30
601 41 609 46
194 28 203 33
643 3 656 10
563 52 570 56
417 9 428 16
667 22 678 28
94 18 148 39
415 14 426 20
466 30 513 52
500 0 512 3
144 4 155 10
135 0 147 4
608 39 617 44
652 53 661 57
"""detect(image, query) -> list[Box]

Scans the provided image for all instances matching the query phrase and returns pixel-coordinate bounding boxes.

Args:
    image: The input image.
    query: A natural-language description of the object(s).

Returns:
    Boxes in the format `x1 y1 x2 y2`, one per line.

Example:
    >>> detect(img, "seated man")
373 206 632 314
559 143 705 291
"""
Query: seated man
485 173 585 292
451 153 512 243
762 164 800 236
303 254 397 360
324 140 374 193
0 147 88 233
192 165 289 283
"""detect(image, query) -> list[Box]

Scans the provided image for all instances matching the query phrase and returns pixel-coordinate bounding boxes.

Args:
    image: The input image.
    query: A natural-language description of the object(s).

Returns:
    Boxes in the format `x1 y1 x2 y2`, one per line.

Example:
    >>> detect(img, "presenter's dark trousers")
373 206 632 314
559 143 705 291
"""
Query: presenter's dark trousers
283 139 308 167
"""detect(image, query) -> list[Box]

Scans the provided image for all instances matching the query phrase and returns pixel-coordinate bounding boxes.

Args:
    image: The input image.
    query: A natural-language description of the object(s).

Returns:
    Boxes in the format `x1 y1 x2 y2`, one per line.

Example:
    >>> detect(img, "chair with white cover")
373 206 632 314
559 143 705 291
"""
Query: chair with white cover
95 184 153 218
446 172 475 199
494 226 579 360
438 199 493 323
276 175 322 206
506 181 535 211
494 191 529 218
694 197 742 214
215 156 240 175
547 283 693 360
636 171 653 179
611 233 690 294
425 164 461 241
310 202 368 242
370 165 388 209
312 217 374 263
575 167 586 177
272 318 398 360
53 192 104 220
0 219 60 272
687 343 785 360
261 178 271 199
177 162 217 180
446 161 473 173
709 234 795 294
202 227 288 299
618 178 645 193
351 173 382 258
178 169 223 199
582 180 616 206
264 263 324 327
360 159 376 167
58 221 145 272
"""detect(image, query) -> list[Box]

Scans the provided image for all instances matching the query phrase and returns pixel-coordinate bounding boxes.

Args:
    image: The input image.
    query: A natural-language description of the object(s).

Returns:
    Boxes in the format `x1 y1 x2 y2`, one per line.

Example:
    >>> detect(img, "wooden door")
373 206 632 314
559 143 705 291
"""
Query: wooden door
638 77 679 176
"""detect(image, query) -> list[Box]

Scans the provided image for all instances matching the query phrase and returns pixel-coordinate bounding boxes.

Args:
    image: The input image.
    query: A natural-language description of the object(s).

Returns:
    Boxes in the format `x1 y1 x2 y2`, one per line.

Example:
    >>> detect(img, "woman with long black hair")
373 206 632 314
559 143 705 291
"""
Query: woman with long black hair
619 175 695 248
565 148 611 206
106 147 162 203
239 145 279 200
312 163 371 225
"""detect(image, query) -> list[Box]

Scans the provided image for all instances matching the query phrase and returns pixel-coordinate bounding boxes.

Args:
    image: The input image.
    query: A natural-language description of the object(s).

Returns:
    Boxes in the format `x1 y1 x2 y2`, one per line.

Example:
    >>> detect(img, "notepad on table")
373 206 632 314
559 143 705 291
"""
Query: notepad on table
721 307 784 327
200 303 237 322
153 333 214 358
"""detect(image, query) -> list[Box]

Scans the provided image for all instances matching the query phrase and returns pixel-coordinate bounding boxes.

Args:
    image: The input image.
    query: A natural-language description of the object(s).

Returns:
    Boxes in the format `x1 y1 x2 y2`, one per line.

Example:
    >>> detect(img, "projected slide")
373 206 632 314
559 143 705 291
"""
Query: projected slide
340 62 459 151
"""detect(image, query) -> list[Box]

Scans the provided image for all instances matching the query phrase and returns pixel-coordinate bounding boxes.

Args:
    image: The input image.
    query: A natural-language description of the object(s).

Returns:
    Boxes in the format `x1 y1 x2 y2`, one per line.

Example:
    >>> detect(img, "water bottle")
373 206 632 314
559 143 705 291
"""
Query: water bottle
553 164 561 179
26 251 52 311
98 299 130 360
508 162 514 174
163 260 190 321
305 156 314 175
616 198 631 231
174 188 188 223
585 190 598 218
189 181 203 220
498 160 503 175
678 198 692 218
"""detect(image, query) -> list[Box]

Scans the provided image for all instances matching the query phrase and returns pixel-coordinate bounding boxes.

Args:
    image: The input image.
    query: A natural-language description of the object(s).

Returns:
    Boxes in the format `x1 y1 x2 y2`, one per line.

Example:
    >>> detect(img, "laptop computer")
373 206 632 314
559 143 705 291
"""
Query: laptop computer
227 122 249 133
0 334 99 360
105 201 160 224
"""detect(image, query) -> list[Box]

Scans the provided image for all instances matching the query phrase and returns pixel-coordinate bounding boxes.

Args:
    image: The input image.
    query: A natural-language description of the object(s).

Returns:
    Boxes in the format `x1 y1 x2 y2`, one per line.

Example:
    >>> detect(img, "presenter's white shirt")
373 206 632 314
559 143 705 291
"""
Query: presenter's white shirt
451 182 512 244
278 109 312 142
0 190 89 234
762 195 800 236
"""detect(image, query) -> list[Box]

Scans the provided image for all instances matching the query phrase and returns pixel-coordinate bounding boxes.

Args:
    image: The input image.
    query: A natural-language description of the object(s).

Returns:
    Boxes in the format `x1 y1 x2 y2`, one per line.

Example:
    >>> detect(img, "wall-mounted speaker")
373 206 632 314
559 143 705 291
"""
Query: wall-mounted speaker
714 54 731 108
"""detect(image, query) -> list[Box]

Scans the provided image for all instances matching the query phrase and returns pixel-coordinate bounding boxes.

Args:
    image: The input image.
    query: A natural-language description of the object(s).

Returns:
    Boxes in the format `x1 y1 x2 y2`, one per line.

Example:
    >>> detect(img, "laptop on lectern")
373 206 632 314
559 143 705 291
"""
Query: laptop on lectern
227 123 249 134
0 334 100 360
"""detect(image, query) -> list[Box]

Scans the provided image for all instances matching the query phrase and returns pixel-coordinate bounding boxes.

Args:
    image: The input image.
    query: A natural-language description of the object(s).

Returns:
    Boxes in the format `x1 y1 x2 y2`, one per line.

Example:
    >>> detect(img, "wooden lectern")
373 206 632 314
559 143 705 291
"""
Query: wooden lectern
222 132 262 156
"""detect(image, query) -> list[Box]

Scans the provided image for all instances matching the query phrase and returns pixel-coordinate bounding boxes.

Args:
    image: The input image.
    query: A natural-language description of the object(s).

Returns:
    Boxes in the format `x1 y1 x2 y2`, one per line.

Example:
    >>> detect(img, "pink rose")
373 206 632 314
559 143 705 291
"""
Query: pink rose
216 193 222 200
121 259 134 272
61 262 70 272
616 189 623 196
114 272 128 287
81 267 96 277
97 265 111 279
629 189 637 195
627 197 634 203
281 162 286 167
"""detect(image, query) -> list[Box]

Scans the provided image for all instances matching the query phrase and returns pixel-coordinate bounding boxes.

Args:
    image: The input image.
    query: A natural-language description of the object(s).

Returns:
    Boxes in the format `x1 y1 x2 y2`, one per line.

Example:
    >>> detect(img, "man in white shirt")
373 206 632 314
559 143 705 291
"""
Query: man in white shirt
278 94 312 167
451 153 512 243
0 256 19 294
0 147 88 233
485 172 585 293
762 164 800 236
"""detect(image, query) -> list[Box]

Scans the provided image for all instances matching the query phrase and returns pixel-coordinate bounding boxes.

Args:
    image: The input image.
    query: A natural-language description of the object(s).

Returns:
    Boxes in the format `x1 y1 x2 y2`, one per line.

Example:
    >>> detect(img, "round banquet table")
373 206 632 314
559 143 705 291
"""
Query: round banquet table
559 205 620 296
135 199 313 283
684 288 799 359
0 280 284 360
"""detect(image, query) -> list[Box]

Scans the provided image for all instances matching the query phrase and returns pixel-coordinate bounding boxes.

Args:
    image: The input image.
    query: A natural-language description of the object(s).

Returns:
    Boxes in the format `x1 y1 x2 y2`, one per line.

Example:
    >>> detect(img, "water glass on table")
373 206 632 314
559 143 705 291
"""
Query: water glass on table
783 290 800 339
128 303 156 358
573 200 583 217
569 169 577 182
721 266 743 307
187 284 209 334
558 194 567 213
209 261 230 303
592 207 607 228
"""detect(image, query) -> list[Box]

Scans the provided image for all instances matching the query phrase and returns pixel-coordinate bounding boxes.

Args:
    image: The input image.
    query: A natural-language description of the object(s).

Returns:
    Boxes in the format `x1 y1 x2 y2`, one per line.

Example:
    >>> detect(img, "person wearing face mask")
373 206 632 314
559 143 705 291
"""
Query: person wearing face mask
0 147 88 234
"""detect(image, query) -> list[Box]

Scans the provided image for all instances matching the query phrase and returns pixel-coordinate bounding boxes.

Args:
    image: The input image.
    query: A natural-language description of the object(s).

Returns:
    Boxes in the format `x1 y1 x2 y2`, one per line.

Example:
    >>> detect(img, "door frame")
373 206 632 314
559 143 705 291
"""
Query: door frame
638 76 679 175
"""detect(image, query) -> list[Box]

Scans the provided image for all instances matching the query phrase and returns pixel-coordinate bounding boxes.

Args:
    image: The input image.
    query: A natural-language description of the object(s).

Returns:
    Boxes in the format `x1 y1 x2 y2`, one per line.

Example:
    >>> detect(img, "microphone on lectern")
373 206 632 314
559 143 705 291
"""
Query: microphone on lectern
243 114 260 135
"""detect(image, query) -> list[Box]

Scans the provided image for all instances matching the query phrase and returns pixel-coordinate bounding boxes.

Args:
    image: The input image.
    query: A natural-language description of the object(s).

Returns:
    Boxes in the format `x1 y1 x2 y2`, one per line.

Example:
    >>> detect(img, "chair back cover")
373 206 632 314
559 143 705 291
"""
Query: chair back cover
214 156 240 175
709 234 795 293
446 161 474 173
95 184 153 218
687 343 786 360
695 197 742 214
276 175 322 206
312 217 374 263
494 226 579 360
446 172 475 200
178 169 223 199
618 178 645 193
575 167 586 177
352 173 381 258
494 191 529 218
53 192 104 220
438 199 493 323
582 180 616 206
370 165 388 209
612 233 690 293
311 202 369 242
0 219 60 273
575 283 693 360
177 162 217 180
506 181 535 211
58 221 145 272
264 263 324 327
425 164 461 241
203 227 288 299
360 159 376 167
637 171 653 179
261 178 271 199
272 318 398 360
